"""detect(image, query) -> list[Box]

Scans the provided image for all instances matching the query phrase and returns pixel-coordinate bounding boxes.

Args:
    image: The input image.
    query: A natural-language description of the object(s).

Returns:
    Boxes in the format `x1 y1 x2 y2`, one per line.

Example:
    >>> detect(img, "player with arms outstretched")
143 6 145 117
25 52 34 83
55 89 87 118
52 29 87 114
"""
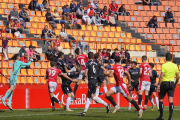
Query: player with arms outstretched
78 52 110 116
105 56 143 118
138 55 152 111
1 54 33 110
45 61 76 111
74 48 88 97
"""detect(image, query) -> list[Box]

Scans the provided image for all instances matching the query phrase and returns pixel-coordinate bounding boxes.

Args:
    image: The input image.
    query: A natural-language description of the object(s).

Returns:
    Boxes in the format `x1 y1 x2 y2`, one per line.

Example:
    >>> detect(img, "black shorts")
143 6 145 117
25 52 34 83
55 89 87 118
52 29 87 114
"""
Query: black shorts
149 86 157 96
129 82 139 92
62 84 72 94
159 82 175 98
88 80 98 95
97 75 105 83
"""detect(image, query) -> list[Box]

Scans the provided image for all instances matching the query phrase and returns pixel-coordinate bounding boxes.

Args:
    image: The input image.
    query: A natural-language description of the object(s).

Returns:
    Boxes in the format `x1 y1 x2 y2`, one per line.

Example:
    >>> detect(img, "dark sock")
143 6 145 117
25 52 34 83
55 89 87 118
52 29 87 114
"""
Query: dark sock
145 95 149 105
169 103 174 118
51 98 55 107
106 96 117 107
74 84 79 95
131 100 140 111
52 97 59 103
138 95 142 105
159 101 164 117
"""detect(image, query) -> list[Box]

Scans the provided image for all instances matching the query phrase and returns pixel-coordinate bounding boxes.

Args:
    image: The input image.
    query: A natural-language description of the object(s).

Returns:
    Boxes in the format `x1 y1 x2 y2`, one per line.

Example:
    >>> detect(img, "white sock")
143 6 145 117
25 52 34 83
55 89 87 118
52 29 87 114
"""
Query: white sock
66 97 72 109
129 102 131 108
96 89 99 97
84 98 91 112
155 97 159 108
150 98 155 106
93 96 107 107
103 87 108 93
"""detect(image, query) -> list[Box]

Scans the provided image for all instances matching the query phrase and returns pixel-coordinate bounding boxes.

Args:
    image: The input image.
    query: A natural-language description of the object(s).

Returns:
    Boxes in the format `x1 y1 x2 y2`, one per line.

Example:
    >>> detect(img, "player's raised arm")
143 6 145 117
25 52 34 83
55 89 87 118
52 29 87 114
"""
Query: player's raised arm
125 71 131 87
101 66 107 75
60 73 75 82
107 70 114 77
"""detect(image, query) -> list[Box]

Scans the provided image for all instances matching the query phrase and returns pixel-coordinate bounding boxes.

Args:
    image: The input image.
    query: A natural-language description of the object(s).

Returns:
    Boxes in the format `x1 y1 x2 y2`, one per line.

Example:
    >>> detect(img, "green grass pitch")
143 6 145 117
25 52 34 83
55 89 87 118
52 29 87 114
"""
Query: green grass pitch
0 107 180 120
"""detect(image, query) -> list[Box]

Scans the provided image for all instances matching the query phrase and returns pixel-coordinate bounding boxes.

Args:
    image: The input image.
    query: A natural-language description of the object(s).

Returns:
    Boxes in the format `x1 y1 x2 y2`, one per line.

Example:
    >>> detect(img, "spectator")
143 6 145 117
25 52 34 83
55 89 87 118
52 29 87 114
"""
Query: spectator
118 4 130 16
100 6 108 14
109 0 118 15
76 5 84 19
70 0 77 12
92 12 102 25
3 35 9 60
52 45 59 61
41 25 51 41
79 34 90 53
91 0 100 12
101 12 109 26
109 12 117 26
119 48 126 63
49 29 56 38
19 45 26 57
45 45 53 61
101 48 109 63
45 8 53 22
13 19 23 34
60 27 75 43
125 49 130 63
32 46 40 62
28 0 38 11
106 49 113 63
82 11 92 25
164 8 175 27
111 48 119 60
86 2 91 10
142 0 160 8
97 49 102 58
63 12 71 24
147 16 158 28
52 9 65 24
70 11 77 25
19 6 30 22
63 4 71 15
42 0 49 11
26 45 34 58
87 5 94 18
5 17 14 33
65 53 74 70
10 6 19 19
20 53 30 69
76 0 83 10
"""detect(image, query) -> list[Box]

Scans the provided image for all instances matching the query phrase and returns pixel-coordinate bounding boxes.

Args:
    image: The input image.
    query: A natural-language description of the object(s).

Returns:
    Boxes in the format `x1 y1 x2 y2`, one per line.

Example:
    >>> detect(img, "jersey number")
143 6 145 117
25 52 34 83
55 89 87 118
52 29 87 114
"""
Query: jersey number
78 59 85 65
49 70 56 76
144 67 151 75
118 69 124 78
93 65 96 74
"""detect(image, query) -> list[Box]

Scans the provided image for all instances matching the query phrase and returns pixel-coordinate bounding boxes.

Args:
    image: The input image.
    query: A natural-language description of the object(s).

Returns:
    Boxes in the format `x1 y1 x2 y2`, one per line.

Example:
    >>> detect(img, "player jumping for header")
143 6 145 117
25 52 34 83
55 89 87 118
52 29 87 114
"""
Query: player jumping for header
1 54 33 110
105 56 143 118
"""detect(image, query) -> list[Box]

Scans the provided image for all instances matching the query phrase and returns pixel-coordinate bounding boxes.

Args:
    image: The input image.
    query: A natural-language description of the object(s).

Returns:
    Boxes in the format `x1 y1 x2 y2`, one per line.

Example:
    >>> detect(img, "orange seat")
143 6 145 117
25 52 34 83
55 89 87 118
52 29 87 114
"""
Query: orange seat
148 58 154 63
129 45 135 51
30 28 36 34
40 77 46 84
27 77 33 83
27 69 33 75
35 62 41 68
131 57 137 62
40 69 46 75
154 58 159 63
116 27 122 32
109 32 114 37
156 64 161 71
8 69 13 75
34 69 40 75
41 62 47 68
135 45 141 51
137 57 142 63
2 61 8 68
32 41 38 46
33 77 40 84
20 77 26 83
147 45 152 51
64 42 70 48
20 69 27 75
106 44 112 49
12 40 18 46
109 77 115 84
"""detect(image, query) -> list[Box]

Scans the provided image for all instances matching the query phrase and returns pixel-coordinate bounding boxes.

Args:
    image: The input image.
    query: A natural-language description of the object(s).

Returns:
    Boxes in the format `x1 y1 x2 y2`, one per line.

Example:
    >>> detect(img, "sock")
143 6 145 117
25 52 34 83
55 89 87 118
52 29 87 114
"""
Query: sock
144 95 149 105
51 98 55 107
150 98 155 106
84 98 91 112
93 96 107 107
155 97 159 108
3 90 11 100
169 103 174 118
131 100 140 111
66 97 72 109
103 87 108 93
74 84 79 95
106 96 117 107
129 102 131 108
159 101 163 117
96 89 99 97
8 93 13 105
52 97 60 103
138 95 142 106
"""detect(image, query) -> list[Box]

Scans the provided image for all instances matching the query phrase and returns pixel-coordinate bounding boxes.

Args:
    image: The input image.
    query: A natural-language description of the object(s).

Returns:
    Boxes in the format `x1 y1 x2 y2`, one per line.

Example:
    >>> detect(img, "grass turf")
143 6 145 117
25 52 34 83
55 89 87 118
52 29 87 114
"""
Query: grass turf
0 106 180 120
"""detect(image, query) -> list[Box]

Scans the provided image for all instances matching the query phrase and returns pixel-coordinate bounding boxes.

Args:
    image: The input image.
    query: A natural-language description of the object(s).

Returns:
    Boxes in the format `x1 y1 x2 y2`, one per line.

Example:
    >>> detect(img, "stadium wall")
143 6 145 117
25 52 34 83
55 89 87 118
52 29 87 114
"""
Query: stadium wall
0 84 180 109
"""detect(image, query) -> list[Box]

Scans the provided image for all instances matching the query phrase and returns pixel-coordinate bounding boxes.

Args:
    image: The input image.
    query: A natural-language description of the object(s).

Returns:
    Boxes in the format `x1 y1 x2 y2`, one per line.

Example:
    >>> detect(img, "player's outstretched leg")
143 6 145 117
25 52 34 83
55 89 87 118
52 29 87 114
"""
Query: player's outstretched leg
78 97 91 116
66 92 75 111
156 100 164 120
105 89 120 113
7 91 13 111
143 90 149 111
149 96 155 111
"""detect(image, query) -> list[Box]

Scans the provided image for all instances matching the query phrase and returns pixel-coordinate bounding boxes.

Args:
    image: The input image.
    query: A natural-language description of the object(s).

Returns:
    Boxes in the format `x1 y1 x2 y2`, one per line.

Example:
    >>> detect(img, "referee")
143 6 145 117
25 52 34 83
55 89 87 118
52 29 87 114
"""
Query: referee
156 53 179 120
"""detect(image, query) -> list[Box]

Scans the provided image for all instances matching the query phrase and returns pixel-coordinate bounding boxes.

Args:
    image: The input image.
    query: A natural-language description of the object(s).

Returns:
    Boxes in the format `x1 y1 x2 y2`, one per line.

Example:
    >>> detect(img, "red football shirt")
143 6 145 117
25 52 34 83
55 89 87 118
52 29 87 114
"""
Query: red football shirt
55 39 60 46
109 3 118 12
75 54 88 70
139 62 151 82
119 52 125 58
111 64 126 86
46 67 62 82
101 52 107 58
20 56 28 63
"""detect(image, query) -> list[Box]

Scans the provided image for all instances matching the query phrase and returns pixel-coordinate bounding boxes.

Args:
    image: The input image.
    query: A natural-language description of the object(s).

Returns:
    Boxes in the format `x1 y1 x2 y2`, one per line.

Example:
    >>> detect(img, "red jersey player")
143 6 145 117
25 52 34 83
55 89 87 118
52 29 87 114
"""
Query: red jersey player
74 48 88 96
138 55 152 111
105 56 143 118
45 61 76 111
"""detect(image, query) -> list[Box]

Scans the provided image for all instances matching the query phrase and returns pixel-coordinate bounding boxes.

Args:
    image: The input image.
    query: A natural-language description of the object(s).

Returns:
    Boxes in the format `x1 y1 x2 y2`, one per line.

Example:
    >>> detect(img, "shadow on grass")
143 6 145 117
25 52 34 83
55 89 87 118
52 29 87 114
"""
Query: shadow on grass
0 110 5 112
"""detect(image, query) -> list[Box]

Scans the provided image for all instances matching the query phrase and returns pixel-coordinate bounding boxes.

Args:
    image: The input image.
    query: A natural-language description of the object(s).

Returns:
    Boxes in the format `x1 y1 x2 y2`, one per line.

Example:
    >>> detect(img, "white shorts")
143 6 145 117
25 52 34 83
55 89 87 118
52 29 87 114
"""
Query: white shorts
110 83 129 97
138 81 151 91
48 81 57 93
78 70 85 80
